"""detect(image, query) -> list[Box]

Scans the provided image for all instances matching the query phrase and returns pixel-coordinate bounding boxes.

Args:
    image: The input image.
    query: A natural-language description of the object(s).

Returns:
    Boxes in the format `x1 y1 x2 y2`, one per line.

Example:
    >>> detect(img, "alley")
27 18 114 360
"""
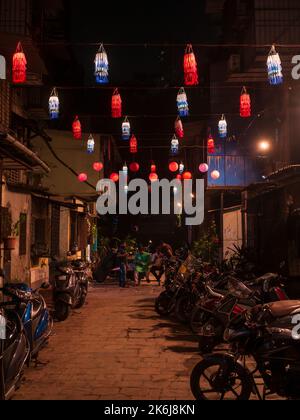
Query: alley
14 285 199 401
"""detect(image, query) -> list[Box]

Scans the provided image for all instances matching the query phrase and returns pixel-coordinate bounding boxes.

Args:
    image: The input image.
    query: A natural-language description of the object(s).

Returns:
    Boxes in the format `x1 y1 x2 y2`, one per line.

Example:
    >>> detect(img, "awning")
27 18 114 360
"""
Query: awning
0 132 50 173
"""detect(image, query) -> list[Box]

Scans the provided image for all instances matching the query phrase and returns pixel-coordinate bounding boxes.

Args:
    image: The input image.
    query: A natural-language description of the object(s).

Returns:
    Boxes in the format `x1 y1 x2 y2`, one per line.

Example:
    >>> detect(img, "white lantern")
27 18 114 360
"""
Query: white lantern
211 170 220 180
49 88 59 120
87 135 95 154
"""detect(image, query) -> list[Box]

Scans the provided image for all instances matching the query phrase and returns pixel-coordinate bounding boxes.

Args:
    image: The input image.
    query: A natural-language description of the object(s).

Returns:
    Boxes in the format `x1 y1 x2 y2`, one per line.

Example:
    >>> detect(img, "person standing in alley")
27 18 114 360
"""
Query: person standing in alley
117 243 128 288
134 246 151 286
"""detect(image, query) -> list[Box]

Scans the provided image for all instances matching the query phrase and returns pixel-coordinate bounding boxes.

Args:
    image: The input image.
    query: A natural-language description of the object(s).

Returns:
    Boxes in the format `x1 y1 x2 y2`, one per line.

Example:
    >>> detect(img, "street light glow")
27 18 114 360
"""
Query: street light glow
258 140 271 152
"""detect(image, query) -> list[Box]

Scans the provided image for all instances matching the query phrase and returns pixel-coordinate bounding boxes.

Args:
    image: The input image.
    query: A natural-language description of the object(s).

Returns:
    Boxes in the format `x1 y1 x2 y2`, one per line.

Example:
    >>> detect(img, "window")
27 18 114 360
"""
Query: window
19 213 27 256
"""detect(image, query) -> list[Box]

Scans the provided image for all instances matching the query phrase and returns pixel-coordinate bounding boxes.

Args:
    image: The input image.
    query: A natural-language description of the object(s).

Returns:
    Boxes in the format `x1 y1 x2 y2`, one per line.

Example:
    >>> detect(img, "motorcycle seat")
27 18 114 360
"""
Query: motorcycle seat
267 301 300 318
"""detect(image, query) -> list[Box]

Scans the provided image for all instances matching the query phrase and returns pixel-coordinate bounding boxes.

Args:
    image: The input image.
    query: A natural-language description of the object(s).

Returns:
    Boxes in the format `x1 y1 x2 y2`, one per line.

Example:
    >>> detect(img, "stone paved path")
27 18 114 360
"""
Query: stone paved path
14 285 200 400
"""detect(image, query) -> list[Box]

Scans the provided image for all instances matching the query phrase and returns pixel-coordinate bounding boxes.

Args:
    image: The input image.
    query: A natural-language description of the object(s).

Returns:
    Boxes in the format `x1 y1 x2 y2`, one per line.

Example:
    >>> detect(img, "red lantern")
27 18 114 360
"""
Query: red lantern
184 44 199 86
176 174 182 181
129 162 140 173
240 87 251 118
169 162 179 173
93 162 103 172
13 42 27 84
112 88 122 118
149 173 158 182
72 116 82 140
110 173 119 183
182 171 192 180
151 164 157 173
175 117 184 139
78 173 88 183
207 135 215 154
130 135 138 154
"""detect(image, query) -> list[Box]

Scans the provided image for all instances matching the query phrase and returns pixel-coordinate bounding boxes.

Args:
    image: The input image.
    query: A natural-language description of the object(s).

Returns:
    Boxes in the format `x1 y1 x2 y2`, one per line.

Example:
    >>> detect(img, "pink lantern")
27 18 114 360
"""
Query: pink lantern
211 170 220 180
93 162 103 172
78 173 88 183
199 163 209 173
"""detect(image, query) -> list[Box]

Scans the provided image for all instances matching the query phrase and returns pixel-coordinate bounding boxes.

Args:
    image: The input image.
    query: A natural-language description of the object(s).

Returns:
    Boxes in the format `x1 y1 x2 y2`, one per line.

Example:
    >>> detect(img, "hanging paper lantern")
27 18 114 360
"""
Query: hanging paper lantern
49 88 59 120
177 88 189 117
218 115 227 139
207 135 215 154
179 163 185 174
112 89 122 118
87 134 95 154
72 116 82 140
93 162 103 172
110 173 119 183
183 171 192 180
151 164 157 173
175 117 184 139
169 161 179 173
95 44 109 84
184 44 199 86
211 170 220 180
78 173 88 183
267 45 283 86
171 135 179 156
12 42 27 84
240 87 251 118
176 174 182 180
199 163 209 173
129 162 140 173
149 173 159 182
130 135 138 154
122 117 131 140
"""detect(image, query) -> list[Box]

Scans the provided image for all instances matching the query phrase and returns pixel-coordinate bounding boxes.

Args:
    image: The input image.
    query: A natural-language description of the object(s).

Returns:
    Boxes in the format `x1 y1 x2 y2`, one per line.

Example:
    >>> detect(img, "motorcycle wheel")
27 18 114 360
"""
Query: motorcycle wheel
54 300 70 322
175 295 194 324
73 287 87 309
190 357 252 400
190 307 212 335
155 291 175 316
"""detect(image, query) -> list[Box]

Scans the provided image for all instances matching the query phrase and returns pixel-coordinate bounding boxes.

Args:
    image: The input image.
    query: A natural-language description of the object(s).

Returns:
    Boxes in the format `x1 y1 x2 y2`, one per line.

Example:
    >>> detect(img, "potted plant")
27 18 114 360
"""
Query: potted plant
4 220 20 251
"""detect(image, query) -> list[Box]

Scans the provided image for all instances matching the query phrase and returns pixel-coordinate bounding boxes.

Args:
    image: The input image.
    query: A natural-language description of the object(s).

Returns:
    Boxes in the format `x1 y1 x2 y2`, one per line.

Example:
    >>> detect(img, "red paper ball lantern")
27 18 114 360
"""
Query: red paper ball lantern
72 116 82 140
93 162 103 172
184 44 199 86
169 162 179 173
149 173 158 182
78 173 88 183
110 173 119 183
111 88 122 118
130 135 138 154
12 42 27 84
182 171 192 180
240 87 251 118
129 162 140 173
199 163 209 173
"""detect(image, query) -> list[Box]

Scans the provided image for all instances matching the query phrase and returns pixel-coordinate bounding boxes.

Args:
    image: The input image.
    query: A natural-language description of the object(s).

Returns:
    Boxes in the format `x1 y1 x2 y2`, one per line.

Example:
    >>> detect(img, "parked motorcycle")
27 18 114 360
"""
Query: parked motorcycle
190 299 300 400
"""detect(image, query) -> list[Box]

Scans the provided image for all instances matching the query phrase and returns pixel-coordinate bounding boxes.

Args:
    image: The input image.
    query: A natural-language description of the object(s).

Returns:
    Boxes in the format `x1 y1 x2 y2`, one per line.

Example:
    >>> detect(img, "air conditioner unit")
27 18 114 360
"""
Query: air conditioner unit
228 54 241 74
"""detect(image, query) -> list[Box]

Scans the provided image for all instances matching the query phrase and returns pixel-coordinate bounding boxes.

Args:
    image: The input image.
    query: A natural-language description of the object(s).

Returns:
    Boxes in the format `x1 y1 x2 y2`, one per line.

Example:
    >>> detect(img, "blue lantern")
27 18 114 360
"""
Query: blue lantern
122 117 131 141
218 115 227 139
87 135 95 154
171 135 179 156
177 88 189 117
49 88 59 120
95 44 109 84
267 45 283 86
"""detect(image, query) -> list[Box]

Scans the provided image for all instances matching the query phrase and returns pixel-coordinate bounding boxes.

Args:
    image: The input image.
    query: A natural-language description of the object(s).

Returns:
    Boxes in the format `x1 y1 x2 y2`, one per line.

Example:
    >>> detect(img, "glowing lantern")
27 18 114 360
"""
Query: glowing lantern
149 173 158 182
130 135 138 154
87 134 95 154
169 161 179 173
122 117 131 140
184 44 199 86
175 117 184 139
177 88 189 117
78 173 88 183
240 87 251 118
183 171 192 180
207 135 215 154
171 135 179 156
199 163 209 173
49 88 59 120
129 162 140 173
112 89 122 118
179 163 185 174
218 115 227 138
95 44 109 84
72 116 82 140
13 42 27 84
176 174 182 180
267 45 283 85
151 164 157 173
110 173 119 183
93 162 103 172
211 170 220 180
122 163 128 174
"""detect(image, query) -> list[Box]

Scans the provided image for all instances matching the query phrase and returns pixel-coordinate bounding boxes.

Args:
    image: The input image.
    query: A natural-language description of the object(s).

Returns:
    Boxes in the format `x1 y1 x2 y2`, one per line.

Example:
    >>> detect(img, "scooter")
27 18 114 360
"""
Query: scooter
0 306 30 400
70 260 90 308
